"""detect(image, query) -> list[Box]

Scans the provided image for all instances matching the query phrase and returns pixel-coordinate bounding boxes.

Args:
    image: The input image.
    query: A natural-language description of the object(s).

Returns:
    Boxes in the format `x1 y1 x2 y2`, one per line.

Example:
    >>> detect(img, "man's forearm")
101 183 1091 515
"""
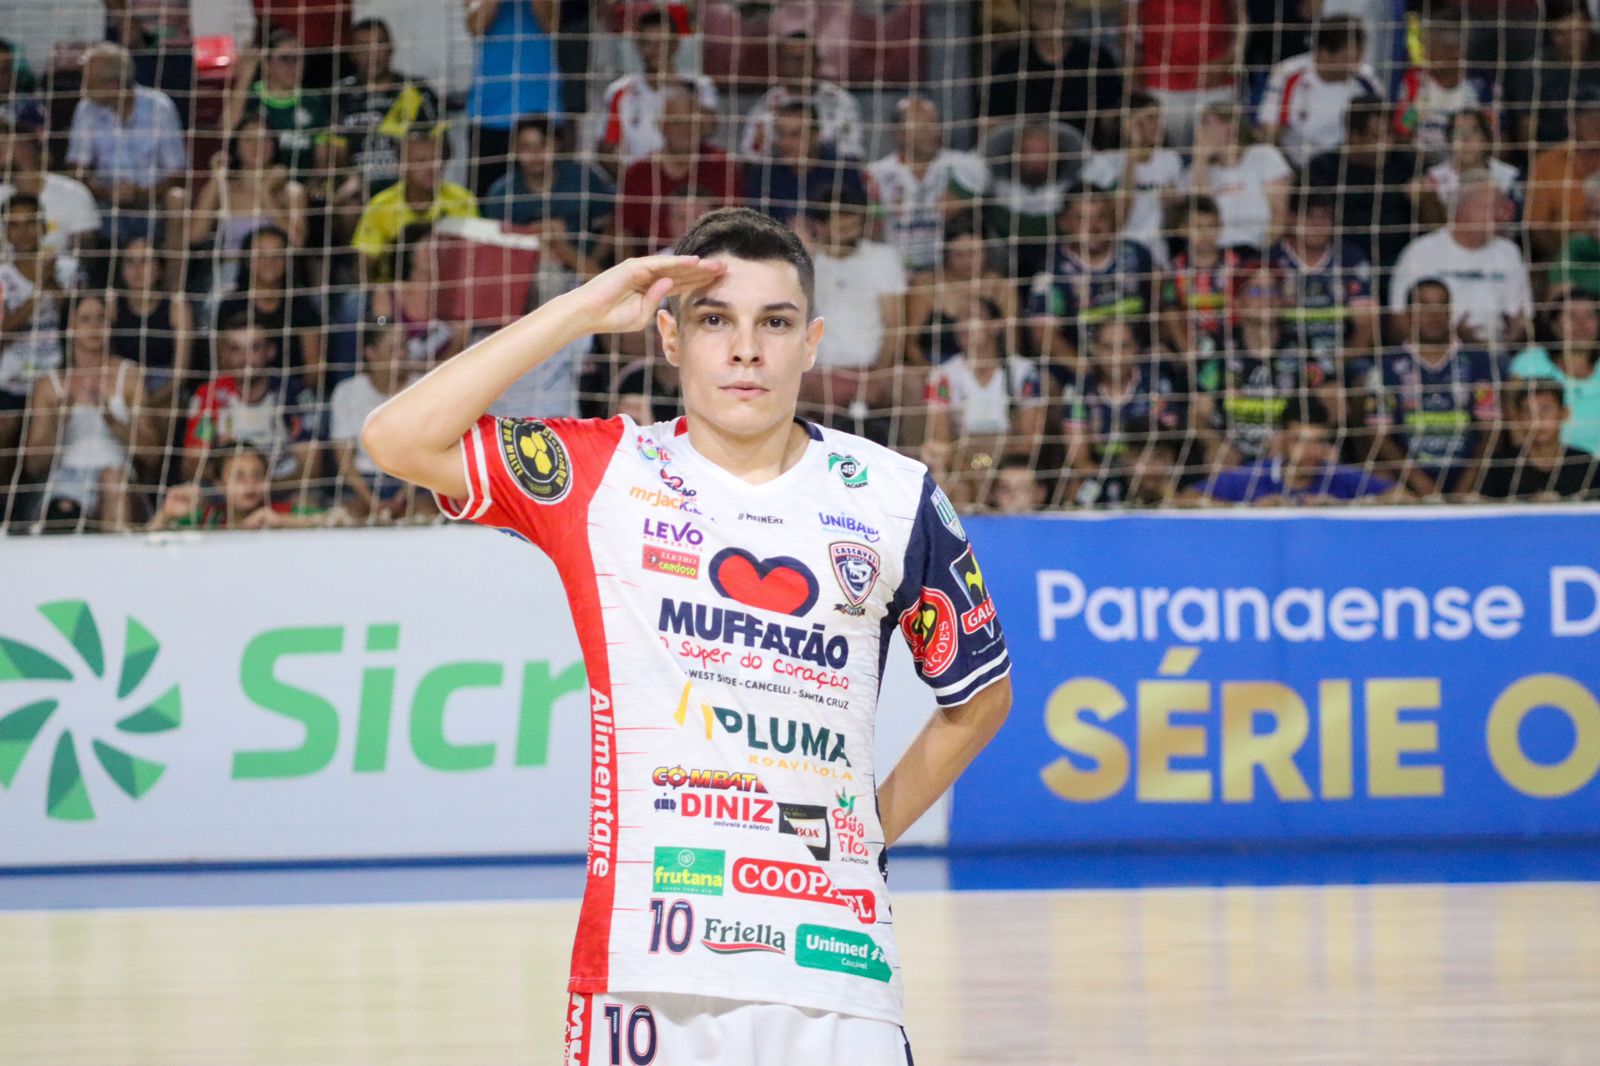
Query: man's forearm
877 676 1011 847
365 291 589 463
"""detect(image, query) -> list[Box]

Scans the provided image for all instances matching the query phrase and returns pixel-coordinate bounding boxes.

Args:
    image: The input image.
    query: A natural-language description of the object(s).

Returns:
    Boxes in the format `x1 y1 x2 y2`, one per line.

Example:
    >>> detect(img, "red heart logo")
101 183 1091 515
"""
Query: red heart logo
709 548 819 616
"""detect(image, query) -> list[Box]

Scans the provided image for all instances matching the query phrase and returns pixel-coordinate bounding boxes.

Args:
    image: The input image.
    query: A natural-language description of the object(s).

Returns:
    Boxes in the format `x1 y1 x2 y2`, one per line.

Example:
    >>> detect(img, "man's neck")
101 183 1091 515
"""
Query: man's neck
519 163 551 191
1560 346 1598 380
240 375 271 403
1527 436 1563 465
685 415 810 485
1413 339 1453 366
403 181 435 209
1448 225 1489 250
12 170 43 196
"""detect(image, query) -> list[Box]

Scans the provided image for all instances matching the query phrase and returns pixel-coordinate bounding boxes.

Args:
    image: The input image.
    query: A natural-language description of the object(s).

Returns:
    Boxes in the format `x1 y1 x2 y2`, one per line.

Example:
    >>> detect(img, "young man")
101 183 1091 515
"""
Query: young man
1478 378 1600 500
592 8 720 171
866 96 988 274
1256 16 1383 167
1358 278 1500 497
362 208 1013 1066
1268 185 1377 375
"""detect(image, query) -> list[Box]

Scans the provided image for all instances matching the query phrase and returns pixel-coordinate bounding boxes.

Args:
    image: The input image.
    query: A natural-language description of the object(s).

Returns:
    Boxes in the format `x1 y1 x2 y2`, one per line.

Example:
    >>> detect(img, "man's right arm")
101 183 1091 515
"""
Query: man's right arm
361 255 725 500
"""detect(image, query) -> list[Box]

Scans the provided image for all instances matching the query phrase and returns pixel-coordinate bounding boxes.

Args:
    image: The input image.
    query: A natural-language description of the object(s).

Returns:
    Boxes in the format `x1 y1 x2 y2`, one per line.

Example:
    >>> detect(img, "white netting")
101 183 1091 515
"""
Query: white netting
0 0 1595 532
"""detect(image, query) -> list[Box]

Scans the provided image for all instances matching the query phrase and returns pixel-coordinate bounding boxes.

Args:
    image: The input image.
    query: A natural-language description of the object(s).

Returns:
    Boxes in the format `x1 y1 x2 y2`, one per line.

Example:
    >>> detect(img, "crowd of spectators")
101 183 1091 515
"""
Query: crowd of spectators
2 0 1599 532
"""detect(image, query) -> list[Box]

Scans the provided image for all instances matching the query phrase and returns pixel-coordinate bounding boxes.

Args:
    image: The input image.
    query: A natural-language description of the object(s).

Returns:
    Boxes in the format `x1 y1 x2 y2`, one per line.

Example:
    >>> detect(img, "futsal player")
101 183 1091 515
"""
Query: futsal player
362 207 1014 1065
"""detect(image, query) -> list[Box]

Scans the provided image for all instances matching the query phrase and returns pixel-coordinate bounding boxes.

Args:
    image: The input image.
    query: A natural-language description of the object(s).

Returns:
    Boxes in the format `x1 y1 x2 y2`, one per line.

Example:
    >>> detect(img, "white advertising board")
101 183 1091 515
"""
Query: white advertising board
0 526 947 867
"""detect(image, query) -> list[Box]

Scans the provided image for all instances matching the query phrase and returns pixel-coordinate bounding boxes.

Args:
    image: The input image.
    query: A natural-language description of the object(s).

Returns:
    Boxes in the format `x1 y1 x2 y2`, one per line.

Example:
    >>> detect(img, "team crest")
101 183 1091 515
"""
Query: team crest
500 419 571 503
828 453 868 488
949 546 997 637
829 542 881 617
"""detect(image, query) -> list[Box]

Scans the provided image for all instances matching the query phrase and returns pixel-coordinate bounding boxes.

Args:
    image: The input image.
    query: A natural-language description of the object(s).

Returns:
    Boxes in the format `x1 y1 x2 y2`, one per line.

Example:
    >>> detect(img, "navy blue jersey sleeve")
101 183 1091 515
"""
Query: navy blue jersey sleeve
888 473 1011 707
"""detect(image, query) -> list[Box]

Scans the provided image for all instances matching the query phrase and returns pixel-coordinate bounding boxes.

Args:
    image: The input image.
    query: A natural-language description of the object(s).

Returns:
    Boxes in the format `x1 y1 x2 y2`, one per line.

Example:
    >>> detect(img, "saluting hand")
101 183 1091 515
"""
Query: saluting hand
571 255 727 335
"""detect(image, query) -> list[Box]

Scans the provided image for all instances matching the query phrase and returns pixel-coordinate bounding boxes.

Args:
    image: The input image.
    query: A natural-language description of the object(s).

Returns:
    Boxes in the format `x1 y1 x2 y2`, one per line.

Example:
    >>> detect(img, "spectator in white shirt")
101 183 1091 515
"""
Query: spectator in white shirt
330 315 434 521
867 96 988 273
592 9 720 175
1185 101 1292 251
1388 169 1532 352
1256 16 1384 167
802 185 908 439
1410 107 1521 228
0 117 100 254
741 32 866 160
1081 90 1186 264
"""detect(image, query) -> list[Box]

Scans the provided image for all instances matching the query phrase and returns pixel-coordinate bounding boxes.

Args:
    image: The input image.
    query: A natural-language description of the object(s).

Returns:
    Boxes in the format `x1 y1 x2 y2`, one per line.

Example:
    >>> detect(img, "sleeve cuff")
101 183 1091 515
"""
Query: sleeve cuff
931 654 1012 708
434 422 495 521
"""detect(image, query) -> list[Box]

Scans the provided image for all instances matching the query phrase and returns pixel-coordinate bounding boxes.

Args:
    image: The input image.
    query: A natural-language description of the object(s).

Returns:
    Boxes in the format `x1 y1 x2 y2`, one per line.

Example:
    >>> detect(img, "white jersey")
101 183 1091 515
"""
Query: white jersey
594 73 722 166
741 82 866 160
0 255 82 396
1257 52 1384 166
1387 228 1533 352
927 356 1045 437
1081 148 1186 264
440 415 1011 1024
867 149 989 272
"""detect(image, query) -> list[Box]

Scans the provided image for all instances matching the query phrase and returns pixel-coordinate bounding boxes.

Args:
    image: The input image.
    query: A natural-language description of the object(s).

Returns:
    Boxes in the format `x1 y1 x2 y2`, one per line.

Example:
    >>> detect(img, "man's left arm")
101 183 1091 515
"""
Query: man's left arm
878 676 1011 846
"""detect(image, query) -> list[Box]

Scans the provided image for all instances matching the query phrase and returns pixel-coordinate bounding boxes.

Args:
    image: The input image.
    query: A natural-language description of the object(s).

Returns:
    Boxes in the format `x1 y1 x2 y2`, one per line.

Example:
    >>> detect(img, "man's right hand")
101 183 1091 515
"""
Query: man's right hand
569 255 727 335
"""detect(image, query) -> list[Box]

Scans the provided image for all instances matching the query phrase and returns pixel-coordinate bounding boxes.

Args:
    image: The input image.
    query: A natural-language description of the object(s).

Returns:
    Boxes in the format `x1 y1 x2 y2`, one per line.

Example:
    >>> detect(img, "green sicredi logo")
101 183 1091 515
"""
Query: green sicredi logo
0 601 180 821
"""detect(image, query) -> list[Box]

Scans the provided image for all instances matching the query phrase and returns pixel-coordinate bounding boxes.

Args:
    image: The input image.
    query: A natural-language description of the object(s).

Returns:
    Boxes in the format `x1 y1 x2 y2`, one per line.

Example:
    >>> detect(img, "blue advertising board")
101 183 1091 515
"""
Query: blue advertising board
951 508 1600 846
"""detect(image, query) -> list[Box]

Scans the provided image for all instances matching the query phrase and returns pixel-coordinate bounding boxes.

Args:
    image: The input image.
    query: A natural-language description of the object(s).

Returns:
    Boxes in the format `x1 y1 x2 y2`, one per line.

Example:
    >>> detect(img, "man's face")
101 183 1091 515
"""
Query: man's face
0 50 14 93
516 126 551 180
1187 210 1220 258
1524 391 1568 448
1236 269 1279 327
773 113 815 163
350 26 393 79
990 467 1042 513
264 43 303 88
1316 40 1362 82
366 325 407 371
400 137 442 192
120 239 160 290
1126 105 1163 150
945 233 983 278
222 328 275 375
1016 131 1054 186
637 20 678 76
897 100 941 163
1279 421 1335 475
819 207 865 255
249 235 289 287
1452 182 1498 240
656 254 822 443
1297 204 1334 249
775 38 813 84
1425 26 1464 64
1560 297 1600 344
1410 284 1454 344
83 57 125 108
1067 196 1113 252
660 92 700 155
1092 322 1137 362
224 454 268 513
1026 0 1071 33
4 204 41 252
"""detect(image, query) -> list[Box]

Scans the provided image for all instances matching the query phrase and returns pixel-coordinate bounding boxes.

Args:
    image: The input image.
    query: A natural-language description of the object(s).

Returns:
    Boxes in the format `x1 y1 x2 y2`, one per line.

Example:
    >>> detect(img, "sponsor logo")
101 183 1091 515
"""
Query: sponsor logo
0 601 180 821
635 433 697 498
500 419 571 503
778 801 831 861
652 766 766 792
642 518 704 547
660 600 850 669
652 847 725 896
701 917 787 956
590 689 616 878
899 589 959 678
931 485 966 541
831 791 870 863
707 707 851 765
796 925 892 982
829 542 881 617
738 512 784 525
949 546 997 637
676 791 776 829
563 993 590 1066
818 512 880 543
732 858 876 924
829 452 868 488
709 549 819 617
629 485 700 511
643 546 700 579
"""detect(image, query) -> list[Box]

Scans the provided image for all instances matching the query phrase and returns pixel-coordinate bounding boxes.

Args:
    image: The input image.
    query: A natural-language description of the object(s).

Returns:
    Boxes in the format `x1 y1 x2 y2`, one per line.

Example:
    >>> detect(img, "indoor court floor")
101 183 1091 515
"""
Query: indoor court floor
2 852 1598 1065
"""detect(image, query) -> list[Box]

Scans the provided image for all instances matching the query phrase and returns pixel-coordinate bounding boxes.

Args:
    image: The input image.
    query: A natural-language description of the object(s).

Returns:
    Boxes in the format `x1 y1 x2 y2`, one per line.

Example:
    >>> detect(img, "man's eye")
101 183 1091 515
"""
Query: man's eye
702 314 722 326
766 317 791 329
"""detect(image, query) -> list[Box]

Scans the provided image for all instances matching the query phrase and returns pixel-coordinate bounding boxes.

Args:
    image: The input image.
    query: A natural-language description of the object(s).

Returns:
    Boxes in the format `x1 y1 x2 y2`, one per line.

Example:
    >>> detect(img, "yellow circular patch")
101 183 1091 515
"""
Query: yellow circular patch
499 419 572 503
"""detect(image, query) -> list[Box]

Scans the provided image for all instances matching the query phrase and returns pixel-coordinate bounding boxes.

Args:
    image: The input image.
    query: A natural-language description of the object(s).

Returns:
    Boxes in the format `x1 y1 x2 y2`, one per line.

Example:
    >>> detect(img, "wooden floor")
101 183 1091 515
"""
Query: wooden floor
2 883 1598 1065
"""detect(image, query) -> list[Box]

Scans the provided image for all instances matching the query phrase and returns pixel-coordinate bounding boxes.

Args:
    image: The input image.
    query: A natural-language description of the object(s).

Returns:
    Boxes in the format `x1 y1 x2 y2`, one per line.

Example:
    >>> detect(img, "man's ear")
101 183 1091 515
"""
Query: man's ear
804 315 824 372
657 307 681 367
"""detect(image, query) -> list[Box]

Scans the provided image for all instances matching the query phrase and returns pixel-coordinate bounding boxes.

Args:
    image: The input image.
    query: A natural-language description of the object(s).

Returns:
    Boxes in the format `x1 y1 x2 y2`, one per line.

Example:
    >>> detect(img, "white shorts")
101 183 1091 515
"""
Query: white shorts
563 991 915 1066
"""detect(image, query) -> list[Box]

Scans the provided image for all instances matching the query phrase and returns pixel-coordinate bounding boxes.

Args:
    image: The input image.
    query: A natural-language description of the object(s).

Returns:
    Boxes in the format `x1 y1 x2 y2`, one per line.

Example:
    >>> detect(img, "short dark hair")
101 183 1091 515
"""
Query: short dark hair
4 191 40 214
513 114 555 142
636 8 669 31
362 314 401 352
1314 15 1365 53
775 98 818 125
1344 93 1388 137
350 17 393 42
217 307 256 334
806 177 870 219
1185 194 1221 220
670 207 815 316
997 453 1035 473
1291 183 1336 216
1512 376 1566 409
1408 276 1452 305
1284 394 1333 428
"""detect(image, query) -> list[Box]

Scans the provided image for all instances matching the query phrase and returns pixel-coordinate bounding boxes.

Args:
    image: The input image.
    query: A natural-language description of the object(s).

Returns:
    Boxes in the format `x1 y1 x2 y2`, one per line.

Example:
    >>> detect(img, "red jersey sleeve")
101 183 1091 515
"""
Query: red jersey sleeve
436 415 625 548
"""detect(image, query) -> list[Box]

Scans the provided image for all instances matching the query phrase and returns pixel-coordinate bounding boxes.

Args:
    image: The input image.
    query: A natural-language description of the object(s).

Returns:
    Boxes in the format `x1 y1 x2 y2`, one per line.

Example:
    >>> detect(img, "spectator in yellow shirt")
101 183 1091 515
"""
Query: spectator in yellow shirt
352 126 478 284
